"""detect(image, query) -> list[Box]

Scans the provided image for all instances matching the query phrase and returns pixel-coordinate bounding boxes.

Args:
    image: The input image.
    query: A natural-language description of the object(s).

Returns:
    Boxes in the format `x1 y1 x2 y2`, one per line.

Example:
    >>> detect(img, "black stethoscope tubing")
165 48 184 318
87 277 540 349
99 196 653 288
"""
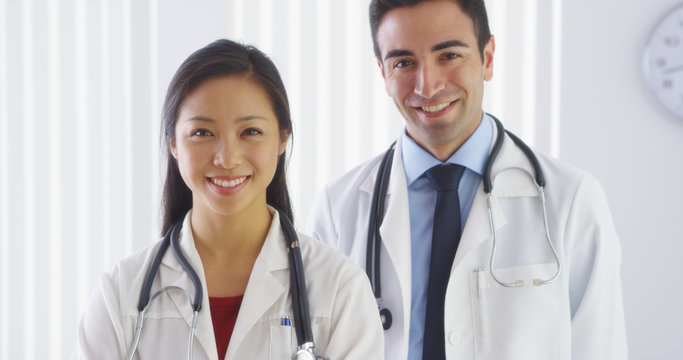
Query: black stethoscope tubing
484 116 545 192
137 210 314 350
366 113 546 331
280 211 314 345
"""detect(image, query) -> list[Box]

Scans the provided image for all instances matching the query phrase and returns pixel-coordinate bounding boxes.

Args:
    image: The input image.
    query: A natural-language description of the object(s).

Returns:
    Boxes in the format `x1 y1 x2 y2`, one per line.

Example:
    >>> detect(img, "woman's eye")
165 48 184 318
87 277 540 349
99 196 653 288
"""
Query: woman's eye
242 128 263 136
191 129 213 137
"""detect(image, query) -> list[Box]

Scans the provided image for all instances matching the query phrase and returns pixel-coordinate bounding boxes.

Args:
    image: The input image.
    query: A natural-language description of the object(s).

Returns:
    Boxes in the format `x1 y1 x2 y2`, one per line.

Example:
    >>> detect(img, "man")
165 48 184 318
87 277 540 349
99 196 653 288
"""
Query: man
306 0 627 359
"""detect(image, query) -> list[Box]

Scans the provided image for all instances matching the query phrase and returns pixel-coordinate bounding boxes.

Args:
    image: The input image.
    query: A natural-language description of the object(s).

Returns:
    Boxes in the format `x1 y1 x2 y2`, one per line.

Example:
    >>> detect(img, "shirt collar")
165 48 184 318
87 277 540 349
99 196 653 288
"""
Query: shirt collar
401 112 493 185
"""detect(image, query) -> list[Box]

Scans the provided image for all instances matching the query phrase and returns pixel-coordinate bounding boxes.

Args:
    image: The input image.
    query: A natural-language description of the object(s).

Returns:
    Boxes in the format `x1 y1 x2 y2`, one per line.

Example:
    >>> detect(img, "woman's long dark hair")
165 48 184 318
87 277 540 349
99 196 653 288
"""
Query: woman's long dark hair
160 39 293 236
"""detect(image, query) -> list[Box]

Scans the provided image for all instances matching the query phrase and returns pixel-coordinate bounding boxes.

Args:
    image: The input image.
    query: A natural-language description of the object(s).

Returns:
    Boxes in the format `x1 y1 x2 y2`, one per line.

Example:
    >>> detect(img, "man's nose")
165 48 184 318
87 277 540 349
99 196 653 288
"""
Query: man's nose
414 62 445 99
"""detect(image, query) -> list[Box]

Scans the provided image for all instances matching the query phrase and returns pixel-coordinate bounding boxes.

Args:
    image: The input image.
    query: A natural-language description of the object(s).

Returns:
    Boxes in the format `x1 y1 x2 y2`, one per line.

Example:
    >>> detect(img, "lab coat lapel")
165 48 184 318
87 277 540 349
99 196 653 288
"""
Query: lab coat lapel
161 212 219 360
225 211 288 360
452 120 538 271
359 135 412 348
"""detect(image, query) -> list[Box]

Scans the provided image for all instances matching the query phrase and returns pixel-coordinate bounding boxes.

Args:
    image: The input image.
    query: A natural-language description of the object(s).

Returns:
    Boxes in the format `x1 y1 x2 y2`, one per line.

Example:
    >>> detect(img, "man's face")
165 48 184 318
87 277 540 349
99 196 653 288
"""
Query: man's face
376 0 494 160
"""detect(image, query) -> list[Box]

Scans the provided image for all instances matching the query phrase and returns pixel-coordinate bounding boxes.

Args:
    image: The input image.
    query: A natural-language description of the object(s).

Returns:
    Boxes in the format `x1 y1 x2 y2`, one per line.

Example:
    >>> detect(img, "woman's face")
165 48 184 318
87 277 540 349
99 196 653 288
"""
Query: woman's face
171 75 287 218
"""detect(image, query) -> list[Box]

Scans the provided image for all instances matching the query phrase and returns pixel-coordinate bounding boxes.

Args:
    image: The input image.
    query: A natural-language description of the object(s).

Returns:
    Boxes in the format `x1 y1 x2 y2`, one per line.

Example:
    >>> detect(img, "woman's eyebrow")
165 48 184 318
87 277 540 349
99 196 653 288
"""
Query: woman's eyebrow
185 115 269 123
186 115 215 123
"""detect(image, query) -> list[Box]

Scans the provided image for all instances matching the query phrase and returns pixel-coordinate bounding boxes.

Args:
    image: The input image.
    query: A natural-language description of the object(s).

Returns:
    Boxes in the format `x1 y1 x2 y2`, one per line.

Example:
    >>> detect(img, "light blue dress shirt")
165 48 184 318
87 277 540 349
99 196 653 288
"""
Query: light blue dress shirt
402 113 493 360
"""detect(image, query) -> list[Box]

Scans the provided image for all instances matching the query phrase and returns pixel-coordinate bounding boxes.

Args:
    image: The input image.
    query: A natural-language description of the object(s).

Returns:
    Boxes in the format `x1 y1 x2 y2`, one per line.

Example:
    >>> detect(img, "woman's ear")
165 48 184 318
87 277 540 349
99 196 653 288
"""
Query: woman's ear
170 137 178 159
278 130 290 155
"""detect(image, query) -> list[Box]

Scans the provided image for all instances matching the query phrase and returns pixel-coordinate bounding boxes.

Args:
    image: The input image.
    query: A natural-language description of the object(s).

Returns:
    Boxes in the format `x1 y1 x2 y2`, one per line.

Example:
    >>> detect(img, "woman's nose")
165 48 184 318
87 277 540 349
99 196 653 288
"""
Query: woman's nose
213 140 242 168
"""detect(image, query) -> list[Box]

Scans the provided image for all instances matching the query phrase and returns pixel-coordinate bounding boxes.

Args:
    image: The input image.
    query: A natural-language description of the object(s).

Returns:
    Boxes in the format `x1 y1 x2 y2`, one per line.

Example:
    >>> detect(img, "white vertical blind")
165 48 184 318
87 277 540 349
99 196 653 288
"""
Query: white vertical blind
0 0 564 358
21 0 36 357
1 0 9 357
47 0 63 356
100 0 112 273
285 0 302 215
0 0 9 356
122 0 133 257
149 0 160 243
484 0 506 116
522 0 538 145
550 0 563 157
315 0 331 190
75 0 88 314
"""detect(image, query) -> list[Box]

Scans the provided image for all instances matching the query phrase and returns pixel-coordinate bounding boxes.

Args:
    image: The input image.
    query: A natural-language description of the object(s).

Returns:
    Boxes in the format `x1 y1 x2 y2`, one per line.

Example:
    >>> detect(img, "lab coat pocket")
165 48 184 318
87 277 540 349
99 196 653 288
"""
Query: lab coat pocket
469 263 561 360
309 316 330 356
268 317 329 359
269 320 294 359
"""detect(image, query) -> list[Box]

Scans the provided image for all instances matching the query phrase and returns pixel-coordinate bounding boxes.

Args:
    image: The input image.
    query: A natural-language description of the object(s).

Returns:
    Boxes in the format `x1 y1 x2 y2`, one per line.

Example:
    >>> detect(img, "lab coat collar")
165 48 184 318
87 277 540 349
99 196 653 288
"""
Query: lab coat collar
159 207 289 360
358 131 404 195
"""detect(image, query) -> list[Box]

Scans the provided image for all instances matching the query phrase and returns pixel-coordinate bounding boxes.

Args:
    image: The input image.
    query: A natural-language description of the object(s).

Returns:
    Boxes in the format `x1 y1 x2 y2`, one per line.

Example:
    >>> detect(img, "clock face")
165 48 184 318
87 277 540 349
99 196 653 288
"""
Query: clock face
643 3 683 119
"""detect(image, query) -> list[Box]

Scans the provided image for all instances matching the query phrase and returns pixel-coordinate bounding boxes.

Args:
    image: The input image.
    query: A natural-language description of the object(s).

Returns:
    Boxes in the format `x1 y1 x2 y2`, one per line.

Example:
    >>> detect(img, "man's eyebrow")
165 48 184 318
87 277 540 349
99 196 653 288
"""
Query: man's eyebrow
384 49 414 61
432 40 469 52
383 40 469 61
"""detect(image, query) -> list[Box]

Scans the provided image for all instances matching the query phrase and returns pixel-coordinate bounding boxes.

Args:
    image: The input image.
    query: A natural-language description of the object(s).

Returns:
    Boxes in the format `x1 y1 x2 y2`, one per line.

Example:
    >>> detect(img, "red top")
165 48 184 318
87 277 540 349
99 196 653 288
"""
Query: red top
209 295 243 360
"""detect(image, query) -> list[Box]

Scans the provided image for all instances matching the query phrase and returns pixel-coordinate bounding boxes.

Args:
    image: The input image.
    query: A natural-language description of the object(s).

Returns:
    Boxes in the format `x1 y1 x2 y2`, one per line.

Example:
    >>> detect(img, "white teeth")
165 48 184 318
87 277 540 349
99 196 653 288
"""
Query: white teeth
421 102 451 113
211 176 247 188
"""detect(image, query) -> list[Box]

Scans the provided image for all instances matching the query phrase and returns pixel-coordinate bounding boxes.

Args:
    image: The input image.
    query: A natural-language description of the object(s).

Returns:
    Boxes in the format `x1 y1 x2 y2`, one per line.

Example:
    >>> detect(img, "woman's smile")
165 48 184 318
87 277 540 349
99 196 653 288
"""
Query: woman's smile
207 175 250 195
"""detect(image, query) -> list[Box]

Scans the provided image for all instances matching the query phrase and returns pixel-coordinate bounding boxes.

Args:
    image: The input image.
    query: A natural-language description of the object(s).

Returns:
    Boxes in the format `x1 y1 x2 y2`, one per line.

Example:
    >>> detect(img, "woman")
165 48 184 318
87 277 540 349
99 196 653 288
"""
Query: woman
73 39 384 360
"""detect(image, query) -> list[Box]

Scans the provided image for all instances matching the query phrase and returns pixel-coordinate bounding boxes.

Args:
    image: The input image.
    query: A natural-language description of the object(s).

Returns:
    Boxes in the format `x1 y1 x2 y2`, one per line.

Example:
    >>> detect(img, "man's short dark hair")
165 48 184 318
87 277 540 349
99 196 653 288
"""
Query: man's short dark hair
369 0 491 62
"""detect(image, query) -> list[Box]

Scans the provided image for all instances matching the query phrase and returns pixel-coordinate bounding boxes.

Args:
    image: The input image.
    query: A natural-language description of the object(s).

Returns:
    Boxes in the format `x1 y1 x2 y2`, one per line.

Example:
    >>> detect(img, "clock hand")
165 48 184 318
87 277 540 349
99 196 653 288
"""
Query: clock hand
663 65 683 75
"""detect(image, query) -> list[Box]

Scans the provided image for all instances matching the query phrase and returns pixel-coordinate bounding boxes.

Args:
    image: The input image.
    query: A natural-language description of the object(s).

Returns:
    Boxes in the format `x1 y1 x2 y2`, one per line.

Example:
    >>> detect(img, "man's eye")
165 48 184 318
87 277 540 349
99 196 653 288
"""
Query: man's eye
394 59 413 68
243 128 263 136
191 129 213 136
442 52 459 60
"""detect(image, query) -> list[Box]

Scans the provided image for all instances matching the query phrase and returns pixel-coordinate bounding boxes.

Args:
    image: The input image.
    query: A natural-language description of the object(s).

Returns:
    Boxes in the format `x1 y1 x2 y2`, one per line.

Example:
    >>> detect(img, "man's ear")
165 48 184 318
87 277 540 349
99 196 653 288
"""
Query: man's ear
376 57 386 80
483 35 495 82
377 57 391 97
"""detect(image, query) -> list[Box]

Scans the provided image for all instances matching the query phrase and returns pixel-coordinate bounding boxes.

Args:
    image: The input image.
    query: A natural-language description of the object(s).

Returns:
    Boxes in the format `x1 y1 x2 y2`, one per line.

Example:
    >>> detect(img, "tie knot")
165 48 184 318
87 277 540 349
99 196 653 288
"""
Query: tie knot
425 164 465 192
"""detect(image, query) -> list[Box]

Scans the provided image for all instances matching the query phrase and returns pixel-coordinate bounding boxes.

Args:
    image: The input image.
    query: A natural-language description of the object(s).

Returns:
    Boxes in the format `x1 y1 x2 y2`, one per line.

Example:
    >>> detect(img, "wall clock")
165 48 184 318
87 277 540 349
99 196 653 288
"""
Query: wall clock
643 3 683 119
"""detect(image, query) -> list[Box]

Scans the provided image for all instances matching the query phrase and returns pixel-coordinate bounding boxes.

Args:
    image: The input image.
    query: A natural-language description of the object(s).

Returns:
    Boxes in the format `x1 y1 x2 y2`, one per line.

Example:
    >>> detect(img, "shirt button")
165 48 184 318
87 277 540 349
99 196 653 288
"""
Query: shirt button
448 331 461 345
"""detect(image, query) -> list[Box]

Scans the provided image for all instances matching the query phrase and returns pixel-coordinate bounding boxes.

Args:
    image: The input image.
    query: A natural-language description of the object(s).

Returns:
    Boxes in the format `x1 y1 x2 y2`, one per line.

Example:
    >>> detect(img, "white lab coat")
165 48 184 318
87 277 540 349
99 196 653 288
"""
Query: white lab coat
306 118 627 359
73 208 384 360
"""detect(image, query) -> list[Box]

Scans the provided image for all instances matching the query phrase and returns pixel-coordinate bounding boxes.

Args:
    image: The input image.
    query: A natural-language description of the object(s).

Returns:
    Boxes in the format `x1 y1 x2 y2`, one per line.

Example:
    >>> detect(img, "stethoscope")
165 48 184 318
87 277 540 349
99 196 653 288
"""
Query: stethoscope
127 211 321 360
366 114 562 330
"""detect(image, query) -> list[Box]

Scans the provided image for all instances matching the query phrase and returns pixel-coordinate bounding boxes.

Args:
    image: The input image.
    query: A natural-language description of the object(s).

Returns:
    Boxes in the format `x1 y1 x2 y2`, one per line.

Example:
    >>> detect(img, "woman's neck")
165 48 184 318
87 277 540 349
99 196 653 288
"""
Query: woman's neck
190 202 272 259
189 202 273 297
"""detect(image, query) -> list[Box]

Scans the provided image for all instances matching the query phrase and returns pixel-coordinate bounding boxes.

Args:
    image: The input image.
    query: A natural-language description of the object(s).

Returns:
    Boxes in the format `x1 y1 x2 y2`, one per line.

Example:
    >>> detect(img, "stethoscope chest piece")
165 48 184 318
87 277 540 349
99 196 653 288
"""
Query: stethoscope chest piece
379 307 392 330
292 349 317 360
292 342 322 360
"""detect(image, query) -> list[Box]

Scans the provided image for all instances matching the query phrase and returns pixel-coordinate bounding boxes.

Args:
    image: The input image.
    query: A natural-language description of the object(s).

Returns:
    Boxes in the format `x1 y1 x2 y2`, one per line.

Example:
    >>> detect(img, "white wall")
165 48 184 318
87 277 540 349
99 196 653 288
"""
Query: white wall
559 1 683 358
0 0 681 358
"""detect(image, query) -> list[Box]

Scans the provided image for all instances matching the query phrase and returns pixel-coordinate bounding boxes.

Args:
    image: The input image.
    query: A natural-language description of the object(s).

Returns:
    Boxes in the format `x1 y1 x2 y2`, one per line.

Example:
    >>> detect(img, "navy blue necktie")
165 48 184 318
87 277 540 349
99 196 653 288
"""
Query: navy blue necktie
422 163 465 360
